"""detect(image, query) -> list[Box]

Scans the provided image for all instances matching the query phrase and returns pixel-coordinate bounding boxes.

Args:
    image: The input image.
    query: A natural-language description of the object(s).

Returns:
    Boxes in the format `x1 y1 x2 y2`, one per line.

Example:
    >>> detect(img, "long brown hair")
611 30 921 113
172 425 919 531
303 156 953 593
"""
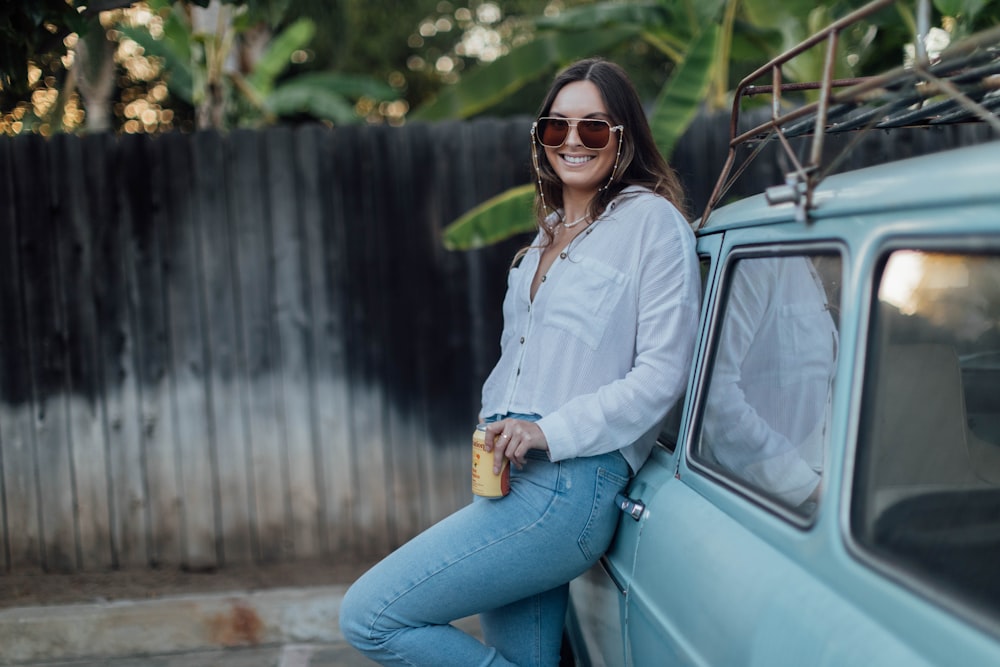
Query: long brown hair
530 58 688 249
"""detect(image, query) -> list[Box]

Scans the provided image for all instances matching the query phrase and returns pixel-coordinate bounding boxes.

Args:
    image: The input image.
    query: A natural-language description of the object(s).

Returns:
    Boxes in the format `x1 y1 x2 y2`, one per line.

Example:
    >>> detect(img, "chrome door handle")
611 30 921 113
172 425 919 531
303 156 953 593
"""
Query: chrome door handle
615 493 645 521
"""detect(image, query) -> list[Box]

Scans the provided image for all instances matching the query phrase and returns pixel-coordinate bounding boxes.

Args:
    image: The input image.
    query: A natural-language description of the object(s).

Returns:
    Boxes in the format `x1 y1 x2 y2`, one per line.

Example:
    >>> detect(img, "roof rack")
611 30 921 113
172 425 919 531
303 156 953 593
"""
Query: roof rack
698 0 1000 227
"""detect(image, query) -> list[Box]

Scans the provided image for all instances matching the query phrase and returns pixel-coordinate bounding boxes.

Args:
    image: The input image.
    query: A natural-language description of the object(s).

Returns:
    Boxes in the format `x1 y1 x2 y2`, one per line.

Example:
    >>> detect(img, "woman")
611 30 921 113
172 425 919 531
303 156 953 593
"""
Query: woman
340 58 700 666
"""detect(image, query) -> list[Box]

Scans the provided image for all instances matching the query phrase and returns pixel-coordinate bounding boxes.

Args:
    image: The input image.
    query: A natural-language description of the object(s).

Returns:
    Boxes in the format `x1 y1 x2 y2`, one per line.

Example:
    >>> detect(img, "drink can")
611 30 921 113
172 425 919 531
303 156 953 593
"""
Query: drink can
472 423 510 498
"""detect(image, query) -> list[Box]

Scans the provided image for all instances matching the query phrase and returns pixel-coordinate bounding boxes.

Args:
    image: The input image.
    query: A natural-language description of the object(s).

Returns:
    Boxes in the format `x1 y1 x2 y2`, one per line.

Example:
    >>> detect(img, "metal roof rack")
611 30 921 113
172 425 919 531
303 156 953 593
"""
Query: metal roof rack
698 0 1000 227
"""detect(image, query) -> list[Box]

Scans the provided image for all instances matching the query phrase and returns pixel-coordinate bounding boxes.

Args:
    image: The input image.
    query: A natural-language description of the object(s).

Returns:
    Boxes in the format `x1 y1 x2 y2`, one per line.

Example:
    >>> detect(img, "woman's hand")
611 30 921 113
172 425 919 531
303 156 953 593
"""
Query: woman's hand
484 419 548 473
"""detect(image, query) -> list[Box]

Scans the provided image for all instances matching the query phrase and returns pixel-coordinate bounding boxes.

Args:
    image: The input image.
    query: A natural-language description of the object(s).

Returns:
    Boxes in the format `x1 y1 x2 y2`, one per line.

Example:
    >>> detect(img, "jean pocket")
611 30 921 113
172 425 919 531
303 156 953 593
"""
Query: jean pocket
576 466 631 562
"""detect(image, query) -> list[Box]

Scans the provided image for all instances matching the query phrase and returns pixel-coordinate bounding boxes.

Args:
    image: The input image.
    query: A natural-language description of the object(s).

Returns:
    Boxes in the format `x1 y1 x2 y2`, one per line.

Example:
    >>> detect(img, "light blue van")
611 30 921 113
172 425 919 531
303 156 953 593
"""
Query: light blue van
564 7 1000 666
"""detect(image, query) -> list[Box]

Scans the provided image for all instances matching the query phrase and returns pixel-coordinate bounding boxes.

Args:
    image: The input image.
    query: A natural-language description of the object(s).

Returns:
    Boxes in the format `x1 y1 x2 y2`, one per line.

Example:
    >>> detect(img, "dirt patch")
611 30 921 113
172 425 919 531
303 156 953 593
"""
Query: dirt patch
0 559 375 610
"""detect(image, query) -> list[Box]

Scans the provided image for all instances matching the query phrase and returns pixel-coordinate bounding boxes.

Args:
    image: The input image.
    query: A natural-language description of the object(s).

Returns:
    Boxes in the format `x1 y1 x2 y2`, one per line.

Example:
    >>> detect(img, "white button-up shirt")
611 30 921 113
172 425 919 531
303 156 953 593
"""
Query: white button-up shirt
480 186 700 472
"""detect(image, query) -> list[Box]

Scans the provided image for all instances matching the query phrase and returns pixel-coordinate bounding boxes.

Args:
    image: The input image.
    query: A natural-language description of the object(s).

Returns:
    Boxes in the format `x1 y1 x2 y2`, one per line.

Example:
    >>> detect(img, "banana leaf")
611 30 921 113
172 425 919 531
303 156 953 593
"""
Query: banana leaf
534 2 674 31
282 71 397 100
264 71 396 123
442 184 537 250
265 82 357 123
649 23 720 158
247 17 315 95
411 27 640 121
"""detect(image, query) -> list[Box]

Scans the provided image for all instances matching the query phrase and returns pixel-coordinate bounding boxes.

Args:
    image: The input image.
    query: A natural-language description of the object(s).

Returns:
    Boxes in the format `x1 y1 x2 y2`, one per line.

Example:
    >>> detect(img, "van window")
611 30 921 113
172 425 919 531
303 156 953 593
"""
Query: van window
693 253 840 517
853 250 1000 615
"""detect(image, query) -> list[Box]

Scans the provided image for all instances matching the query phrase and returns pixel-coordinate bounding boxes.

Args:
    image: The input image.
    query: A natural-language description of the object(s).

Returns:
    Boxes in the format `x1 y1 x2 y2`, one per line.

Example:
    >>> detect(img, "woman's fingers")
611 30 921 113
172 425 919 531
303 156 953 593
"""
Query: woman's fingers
484 419 548 472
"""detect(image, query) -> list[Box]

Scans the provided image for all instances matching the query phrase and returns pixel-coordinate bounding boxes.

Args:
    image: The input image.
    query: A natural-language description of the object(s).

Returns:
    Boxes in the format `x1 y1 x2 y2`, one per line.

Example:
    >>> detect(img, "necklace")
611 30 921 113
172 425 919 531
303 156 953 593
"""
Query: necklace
561 213 588 228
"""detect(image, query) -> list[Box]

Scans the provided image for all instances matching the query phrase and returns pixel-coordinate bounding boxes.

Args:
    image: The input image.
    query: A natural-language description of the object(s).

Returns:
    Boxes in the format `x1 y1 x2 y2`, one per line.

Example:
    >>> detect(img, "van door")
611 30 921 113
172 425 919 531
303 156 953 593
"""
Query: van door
623 241 854 666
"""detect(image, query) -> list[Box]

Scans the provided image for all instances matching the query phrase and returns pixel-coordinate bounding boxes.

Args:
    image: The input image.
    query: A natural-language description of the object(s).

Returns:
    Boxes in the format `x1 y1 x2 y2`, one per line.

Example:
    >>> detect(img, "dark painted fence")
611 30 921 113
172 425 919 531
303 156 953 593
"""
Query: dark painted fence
0 112 991 574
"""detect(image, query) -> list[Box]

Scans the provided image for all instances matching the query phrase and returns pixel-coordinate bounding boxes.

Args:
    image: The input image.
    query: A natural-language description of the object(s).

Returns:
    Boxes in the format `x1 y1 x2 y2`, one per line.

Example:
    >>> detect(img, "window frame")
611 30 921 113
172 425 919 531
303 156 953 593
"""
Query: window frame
655 252 716 453
684 241 845 529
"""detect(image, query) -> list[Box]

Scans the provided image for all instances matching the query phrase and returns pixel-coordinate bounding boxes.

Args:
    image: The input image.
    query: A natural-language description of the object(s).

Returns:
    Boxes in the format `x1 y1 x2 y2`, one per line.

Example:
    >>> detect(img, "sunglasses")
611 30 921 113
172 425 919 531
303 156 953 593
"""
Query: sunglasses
532 117 623 150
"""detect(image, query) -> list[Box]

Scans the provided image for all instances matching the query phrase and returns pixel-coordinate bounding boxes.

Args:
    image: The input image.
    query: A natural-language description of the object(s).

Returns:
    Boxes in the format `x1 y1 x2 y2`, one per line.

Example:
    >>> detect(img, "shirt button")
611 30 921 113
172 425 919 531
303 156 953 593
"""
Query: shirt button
520 336 525 344
560 252 567 259
541 275 547 282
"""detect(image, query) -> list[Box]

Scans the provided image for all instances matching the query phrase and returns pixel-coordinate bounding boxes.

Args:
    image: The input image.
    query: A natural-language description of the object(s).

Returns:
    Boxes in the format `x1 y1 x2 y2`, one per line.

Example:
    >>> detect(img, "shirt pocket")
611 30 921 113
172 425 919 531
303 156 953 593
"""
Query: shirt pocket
545 256 628 349
777 301 835 387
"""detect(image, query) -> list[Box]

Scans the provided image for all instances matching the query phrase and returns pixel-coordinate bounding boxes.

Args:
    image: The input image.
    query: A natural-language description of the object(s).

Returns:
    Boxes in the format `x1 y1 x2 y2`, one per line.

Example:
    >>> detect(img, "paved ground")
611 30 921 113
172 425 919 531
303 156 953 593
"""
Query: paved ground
0 561 481 666
17 643 370 666
16 620 484 667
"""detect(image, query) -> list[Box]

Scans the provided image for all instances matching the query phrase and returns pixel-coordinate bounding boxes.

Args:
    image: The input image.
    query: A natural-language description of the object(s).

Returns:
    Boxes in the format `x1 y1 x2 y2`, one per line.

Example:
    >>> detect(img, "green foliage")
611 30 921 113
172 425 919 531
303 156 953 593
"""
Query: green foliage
0 1 93 99
438 0 730 249
412 27 641 121
265 72 396 124
649 23 720 159
0 1 295 101
534 2 675 31
119 8 195 102
246 18 315 94
442 184 537 250
1 0 399 130
934 0 998 40
437 0 1000 250
119 3 398 128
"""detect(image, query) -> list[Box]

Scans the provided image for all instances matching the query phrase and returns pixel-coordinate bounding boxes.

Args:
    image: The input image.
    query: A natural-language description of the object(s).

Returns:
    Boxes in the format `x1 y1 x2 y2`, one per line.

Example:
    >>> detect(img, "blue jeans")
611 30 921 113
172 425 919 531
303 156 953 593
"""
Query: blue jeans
339 415 631 666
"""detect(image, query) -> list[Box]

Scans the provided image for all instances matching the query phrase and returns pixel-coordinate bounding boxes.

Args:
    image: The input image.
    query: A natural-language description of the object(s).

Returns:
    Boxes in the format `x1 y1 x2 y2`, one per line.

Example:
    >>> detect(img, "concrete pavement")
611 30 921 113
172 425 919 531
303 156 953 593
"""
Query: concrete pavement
13 642 370 666
0 582 481 666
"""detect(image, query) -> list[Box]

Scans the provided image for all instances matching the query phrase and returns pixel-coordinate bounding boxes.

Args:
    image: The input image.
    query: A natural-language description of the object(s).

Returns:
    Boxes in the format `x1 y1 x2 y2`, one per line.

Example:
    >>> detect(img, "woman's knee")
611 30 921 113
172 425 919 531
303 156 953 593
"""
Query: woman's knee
338 579 378 648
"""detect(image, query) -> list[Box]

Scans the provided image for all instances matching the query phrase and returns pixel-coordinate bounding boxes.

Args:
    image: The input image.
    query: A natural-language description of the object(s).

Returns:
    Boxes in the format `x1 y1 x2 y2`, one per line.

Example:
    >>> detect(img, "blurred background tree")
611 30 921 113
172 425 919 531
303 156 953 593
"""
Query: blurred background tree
2 0 996 142
425 0 1000 249
0 0 594 135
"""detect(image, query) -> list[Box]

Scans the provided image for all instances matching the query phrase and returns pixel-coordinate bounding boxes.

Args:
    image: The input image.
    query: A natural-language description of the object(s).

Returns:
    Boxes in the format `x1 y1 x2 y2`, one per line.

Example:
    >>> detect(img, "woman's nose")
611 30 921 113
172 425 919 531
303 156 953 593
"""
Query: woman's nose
564 123 583 146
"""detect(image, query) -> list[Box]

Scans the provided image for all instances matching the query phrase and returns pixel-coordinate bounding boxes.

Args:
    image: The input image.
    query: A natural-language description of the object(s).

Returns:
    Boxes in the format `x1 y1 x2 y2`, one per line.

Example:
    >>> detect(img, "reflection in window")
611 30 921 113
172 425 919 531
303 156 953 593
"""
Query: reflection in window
853 251 1000 616
694 253 840 517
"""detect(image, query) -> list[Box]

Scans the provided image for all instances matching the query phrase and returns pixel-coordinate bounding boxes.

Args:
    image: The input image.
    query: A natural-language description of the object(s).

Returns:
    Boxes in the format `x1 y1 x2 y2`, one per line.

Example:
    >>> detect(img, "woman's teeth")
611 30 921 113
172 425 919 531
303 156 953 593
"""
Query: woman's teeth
563 155 593 165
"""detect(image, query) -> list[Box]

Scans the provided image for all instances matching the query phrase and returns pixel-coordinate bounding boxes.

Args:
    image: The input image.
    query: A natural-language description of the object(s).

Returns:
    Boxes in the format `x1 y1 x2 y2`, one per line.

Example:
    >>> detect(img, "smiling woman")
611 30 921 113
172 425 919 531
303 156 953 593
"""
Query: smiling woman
338 58 701 667
534 90 624 218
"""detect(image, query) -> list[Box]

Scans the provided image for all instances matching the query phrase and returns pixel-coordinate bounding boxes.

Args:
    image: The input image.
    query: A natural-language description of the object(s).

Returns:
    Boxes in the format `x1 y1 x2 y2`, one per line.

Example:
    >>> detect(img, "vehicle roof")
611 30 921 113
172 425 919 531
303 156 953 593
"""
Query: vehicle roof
696 138 1000 235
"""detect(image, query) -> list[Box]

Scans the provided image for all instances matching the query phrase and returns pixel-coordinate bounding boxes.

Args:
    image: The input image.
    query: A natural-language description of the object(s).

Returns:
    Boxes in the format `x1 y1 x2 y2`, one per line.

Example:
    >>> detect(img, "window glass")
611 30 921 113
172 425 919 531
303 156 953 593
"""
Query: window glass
693 253 841 517
659 255 714 450
853 251 1000 615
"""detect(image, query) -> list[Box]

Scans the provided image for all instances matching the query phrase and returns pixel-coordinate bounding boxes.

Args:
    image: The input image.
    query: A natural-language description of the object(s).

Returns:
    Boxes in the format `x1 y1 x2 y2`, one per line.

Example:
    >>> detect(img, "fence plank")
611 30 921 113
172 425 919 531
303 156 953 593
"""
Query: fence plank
262 126 321 559
291 125 336 555
380 123 431 543
311 127 358 557
0 137 39 572
12 135 76 572
433 121 487 517
226 130 288 563
48 134 112 571
339 126 392 557
82 132 149 570
161 132 218 569
128 134 183 567
193 131 254 566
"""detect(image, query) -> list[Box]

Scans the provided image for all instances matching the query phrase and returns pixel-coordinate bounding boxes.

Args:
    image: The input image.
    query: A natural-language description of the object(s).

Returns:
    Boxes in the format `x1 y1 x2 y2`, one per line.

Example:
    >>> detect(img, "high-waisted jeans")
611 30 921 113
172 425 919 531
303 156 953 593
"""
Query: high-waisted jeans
339 416 631 667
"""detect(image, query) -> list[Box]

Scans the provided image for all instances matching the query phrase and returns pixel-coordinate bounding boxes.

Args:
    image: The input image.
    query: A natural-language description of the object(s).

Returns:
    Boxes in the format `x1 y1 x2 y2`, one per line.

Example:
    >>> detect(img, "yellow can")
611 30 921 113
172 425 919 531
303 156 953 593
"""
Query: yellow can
472 424 510 498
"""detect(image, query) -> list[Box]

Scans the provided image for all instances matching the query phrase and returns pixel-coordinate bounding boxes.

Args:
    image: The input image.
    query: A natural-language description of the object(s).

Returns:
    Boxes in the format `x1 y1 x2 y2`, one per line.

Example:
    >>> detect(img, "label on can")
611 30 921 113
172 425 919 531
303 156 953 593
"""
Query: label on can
472 423 510 498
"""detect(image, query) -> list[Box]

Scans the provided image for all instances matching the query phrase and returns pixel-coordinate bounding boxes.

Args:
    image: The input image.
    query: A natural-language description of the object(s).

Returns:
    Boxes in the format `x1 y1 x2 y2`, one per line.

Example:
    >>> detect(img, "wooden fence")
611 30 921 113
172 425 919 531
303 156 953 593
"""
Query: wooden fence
0 112 991 574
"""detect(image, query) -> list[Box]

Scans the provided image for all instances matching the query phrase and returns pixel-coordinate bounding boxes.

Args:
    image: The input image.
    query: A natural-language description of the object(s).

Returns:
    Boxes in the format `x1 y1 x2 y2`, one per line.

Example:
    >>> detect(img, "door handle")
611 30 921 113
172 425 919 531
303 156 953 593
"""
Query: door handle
615 493 645 521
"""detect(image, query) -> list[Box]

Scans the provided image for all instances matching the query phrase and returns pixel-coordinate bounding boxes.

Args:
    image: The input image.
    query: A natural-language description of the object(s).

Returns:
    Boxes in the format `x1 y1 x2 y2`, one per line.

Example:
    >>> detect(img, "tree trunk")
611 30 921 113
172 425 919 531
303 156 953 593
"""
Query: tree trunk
75 18 117 134
191 0 236 130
